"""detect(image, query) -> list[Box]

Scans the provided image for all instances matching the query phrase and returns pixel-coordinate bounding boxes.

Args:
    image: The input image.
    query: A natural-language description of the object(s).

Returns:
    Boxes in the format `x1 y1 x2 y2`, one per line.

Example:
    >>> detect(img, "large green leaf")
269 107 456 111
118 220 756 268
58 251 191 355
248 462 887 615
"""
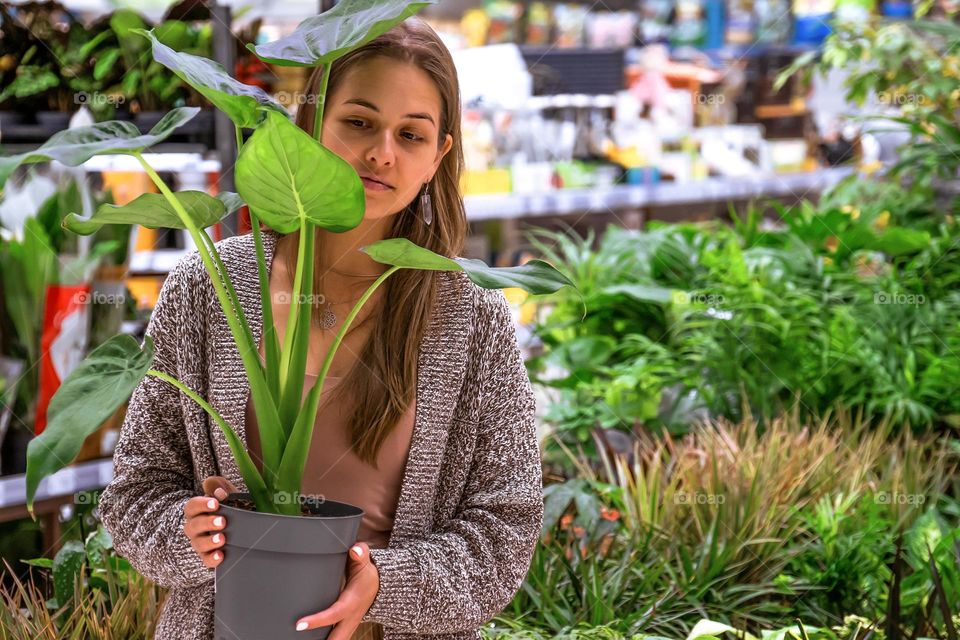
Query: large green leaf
85 526 113 568
0 65 60 103
63 191 244 235
248 0 436 67
234 109 364 233
110 9 149 61
52 541 86 609
26 335 155 516
869 227 931 256
0 107 200 189
153 20 193 51
135 29 288 128
362 238 575 294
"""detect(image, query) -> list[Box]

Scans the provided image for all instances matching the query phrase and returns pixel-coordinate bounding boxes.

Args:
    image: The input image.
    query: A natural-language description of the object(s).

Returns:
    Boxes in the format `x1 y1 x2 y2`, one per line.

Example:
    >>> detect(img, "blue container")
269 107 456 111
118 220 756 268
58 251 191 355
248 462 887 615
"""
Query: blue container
881 0 913 17
793 13 833 45
626 167 661 185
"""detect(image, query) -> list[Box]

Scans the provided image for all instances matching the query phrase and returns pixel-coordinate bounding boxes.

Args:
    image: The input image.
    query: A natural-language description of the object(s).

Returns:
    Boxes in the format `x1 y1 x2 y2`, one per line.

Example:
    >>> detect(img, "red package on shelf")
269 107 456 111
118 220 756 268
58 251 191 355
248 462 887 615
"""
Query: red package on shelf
35 284 91 436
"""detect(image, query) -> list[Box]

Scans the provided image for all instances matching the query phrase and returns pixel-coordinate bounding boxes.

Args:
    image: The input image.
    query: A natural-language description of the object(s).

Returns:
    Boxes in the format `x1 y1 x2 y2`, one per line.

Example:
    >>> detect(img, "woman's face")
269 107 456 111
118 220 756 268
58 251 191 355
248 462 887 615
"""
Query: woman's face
321 56 454 221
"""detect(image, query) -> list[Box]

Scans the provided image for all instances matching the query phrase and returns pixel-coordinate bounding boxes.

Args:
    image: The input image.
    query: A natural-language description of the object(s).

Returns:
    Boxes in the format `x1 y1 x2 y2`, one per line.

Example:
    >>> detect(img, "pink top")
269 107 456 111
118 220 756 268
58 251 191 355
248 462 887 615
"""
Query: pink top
244 366 416 550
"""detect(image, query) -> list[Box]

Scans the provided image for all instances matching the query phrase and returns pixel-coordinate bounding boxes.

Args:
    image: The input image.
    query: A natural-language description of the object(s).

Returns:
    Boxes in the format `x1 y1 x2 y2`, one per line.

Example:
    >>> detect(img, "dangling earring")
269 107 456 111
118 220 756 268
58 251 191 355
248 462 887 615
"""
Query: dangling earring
420 182 433 226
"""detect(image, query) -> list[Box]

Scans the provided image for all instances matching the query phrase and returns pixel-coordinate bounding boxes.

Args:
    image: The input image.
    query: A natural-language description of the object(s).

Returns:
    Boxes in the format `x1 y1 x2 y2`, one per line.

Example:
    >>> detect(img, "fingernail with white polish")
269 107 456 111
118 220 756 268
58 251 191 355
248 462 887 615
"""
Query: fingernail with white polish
296 621 308 631
352 545 363 558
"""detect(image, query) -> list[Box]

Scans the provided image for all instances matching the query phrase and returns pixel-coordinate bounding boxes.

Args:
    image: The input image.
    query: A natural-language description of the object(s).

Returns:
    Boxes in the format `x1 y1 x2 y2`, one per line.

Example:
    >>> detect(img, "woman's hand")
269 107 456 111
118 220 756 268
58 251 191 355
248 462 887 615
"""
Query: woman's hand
295 541 380 637
183 476 238 568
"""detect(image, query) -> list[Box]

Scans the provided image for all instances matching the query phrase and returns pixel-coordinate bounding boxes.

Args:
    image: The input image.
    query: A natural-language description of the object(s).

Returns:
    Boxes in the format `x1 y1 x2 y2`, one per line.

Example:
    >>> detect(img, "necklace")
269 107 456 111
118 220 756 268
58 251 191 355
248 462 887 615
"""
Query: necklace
317 292 366 331
317 276 383 331
315 263 384 330
327 265 384 278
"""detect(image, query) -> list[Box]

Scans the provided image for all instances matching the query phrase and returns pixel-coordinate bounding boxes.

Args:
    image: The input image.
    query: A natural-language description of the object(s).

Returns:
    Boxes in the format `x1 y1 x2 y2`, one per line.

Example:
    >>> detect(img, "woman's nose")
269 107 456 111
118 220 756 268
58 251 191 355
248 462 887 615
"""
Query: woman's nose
366 132 395 167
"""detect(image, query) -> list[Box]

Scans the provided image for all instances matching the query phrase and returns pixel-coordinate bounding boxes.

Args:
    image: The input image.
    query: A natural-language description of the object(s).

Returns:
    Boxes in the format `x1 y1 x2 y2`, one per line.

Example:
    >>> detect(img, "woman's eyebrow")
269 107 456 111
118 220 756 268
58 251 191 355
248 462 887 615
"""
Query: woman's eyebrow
342 98 435 126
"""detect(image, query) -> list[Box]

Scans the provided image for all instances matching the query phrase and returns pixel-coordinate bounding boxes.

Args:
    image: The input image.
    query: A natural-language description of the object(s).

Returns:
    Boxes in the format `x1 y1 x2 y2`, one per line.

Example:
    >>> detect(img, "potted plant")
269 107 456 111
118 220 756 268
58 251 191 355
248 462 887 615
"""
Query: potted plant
0 1 128 128
10 1 576 638
106 9 200 129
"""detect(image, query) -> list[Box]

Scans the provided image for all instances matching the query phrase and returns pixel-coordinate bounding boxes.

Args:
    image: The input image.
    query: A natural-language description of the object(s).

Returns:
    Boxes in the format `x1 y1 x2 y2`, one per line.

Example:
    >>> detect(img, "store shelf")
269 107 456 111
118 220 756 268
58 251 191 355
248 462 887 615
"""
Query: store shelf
81 153 221 174
0 457 114 559
0 458 112 512
463 167 854 221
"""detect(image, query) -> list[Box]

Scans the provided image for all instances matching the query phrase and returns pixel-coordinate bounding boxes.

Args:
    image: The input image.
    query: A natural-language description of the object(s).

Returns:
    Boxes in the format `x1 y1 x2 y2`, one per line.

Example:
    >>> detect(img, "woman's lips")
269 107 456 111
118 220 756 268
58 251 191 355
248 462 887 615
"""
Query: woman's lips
361 177 392 192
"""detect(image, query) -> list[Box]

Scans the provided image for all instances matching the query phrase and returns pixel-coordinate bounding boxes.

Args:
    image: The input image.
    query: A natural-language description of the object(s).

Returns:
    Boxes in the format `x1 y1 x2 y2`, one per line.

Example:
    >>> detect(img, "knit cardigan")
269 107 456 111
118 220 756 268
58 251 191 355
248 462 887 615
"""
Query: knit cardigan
96 228 544 640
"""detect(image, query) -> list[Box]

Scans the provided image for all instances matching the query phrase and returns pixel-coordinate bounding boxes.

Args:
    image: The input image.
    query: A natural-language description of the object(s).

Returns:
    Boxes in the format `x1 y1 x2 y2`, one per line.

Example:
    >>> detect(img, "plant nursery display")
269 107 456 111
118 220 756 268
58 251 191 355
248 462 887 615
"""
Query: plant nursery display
528 173 959 445
493 413 960 639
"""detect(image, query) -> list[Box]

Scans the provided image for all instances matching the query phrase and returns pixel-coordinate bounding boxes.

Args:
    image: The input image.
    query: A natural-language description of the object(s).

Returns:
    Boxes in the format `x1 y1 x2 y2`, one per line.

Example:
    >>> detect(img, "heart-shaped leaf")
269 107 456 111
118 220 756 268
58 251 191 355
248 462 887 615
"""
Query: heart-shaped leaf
362 238 575 294
136 29 288 128
0 107 200 189
248 0 436 67
234 109 364 233
85 526 113 568
26 334 155 516
63 191 244 235
52 541 86 608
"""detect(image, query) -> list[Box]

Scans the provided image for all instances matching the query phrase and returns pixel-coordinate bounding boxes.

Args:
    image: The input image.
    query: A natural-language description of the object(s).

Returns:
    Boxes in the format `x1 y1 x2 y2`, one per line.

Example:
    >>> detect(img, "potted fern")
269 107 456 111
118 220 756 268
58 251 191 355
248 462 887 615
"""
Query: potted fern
11 1 574 638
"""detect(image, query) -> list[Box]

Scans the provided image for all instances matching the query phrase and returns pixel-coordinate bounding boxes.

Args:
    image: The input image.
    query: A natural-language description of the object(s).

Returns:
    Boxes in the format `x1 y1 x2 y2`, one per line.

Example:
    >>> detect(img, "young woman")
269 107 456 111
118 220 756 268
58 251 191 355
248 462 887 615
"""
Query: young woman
97 18 544 640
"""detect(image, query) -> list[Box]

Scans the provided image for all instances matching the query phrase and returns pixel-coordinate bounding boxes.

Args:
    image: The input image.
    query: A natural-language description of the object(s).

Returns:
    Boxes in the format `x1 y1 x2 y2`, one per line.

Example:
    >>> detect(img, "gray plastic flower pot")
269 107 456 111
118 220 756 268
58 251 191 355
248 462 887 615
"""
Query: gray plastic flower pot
213 492 364 640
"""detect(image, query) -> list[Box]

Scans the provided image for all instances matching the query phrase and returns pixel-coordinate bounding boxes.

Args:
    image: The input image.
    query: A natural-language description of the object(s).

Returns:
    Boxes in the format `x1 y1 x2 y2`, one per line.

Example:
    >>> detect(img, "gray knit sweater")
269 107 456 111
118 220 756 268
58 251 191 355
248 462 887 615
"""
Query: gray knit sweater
96 228 543 639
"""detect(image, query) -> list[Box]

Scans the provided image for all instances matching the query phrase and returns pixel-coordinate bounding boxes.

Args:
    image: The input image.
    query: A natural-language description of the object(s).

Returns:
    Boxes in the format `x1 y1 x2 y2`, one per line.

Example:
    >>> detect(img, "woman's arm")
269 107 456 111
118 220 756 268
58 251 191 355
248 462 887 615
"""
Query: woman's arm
96 254 214 590
360 289 544 633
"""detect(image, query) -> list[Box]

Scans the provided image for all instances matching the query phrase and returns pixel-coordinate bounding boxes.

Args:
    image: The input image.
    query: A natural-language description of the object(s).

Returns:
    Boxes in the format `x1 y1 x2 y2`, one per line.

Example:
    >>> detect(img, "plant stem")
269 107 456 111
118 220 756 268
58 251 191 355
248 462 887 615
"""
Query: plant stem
250 211 281 402
278 219 311 393
134 153 238 337
146 369 270 507
275 265 401 487
199 230 256 359
235 125 243 152
135 152 285 496
312 63 331 142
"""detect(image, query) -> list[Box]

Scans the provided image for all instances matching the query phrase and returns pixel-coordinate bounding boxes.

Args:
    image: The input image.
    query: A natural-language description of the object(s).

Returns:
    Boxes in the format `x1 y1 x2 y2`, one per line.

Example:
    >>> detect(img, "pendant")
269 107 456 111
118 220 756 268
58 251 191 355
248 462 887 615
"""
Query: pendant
320 304 337 331
422 191 433 226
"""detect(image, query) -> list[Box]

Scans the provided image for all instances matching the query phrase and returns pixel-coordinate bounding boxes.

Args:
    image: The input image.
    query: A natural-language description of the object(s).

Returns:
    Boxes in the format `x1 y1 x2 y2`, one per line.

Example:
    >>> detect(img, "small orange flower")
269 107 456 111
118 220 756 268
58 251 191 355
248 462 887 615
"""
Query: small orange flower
572 526 586 538
600 506 620 521
559 514 573 529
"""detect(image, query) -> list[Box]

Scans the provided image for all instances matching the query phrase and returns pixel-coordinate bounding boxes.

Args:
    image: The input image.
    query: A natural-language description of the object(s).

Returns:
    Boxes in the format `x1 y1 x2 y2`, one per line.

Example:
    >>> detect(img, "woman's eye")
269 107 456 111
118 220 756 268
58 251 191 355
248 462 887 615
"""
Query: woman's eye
344 119 422 142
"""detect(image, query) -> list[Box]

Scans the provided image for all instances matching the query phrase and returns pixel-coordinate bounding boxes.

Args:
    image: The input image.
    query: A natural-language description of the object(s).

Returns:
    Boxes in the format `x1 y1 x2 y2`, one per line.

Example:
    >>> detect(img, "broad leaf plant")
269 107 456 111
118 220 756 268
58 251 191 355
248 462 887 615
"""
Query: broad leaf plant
15 0 574 518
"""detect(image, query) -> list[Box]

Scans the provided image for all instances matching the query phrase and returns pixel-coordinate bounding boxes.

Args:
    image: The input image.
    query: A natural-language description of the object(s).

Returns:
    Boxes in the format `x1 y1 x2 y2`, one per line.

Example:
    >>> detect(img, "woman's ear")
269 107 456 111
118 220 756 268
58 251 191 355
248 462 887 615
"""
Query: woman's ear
433 133 453 172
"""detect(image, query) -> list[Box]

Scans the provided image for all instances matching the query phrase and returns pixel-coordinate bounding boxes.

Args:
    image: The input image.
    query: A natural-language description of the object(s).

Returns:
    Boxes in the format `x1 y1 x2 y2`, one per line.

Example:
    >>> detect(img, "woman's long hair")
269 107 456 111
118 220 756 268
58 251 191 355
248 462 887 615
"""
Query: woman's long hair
274 17 466 467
